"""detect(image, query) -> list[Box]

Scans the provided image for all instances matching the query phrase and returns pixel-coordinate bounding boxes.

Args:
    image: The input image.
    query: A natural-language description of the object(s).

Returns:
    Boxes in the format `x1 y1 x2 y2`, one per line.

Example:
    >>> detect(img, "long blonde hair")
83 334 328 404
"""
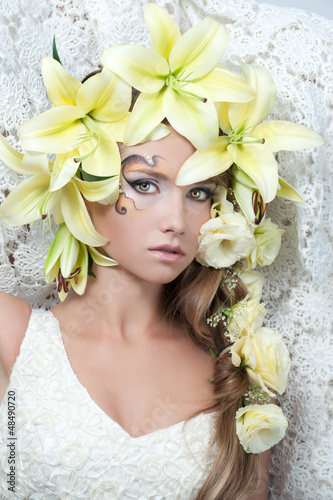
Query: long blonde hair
162 262 261 499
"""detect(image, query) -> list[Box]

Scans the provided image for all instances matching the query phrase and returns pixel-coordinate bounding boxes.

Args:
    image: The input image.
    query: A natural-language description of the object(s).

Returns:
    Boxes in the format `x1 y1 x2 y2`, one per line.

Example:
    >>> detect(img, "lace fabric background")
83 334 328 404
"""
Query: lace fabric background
0 0 332 498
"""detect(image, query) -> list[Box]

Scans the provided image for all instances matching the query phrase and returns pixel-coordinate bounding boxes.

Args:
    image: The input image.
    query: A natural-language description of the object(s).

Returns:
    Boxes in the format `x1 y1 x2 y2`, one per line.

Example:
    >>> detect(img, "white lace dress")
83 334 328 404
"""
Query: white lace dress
0 309 217 499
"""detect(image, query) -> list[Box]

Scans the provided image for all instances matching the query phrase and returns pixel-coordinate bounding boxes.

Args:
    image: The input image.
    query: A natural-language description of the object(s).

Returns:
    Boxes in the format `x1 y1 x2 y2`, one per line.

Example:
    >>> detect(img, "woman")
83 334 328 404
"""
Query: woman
0 126 269 499
0 3 323 499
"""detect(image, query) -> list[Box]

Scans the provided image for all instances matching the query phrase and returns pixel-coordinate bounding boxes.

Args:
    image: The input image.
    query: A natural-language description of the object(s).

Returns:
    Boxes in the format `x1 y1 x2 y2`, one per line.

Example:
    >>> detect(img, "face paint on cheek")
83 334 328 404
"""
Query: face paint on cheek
115 191 144 215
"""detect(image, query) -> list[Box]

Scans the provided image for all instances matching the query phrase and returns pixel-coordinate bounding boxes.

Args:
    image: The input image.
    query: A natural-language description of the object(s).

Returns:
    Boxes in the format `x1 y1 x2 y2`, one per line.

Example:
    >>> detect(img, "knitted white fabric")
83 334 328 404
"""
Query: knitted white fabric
0 0 332 498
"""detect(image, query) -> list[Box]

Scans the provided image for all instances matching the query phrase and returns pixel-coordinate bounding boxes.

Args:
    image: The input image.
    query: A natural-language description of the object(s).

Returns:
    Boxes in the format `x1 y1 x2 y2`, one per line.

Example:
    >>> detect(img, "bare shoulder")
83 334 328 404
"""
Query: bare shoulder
0 291 31 376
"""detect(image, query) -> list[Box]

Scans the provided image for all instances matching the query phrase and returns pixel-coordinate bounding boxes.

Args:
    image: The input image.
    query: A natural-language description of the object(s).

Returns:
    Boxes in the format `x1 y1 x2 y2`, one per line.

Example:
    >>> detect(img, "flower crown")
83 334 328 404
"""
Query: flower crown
0 3 323 454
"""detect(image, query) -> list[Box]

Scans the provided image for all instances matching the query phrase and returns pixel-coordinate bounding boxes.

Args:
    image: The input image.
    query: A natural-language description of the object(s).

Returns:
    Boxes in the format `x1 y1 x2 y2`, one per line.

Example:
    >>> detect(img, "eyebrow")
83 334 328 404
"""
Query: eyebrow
124 168 169 181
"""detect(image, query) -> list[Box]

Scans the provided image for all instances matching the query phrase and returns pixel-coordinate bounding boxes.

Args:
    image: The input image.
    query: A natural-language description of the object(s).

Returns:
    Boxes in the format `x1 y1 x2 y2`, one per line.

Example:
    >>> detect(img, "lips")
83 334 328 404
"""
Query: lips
150 244 184 254
148 244 185 263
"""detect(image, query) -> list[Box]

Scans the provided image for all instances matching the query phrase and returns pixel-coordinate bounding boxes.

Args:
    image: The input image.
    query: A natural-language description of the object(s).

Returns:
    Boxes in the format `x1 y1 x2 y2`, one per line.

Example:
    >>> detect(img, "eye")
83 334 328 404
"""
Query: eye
137 181 150 192
130 179 158 194
188 187 214 202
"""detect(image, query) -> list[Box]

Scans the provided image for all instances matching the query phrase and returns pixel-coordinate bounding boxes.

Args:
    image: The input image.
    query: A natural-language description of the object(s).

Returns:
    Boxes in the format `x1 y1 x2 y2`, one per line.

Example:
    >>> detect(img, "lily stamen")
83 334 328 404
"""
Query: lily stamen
74 115 104 163
172 86 207 102
229 138 266 145
166 74 207 103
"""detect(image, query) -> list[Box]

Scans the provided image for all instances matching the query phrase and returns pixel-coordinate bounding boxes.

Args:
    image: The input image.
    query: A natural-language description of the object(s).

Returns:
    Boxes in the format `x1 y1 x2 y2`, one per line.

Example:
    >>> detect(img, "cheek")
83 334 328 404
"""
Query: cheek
190 203 212 234
102 204 147 254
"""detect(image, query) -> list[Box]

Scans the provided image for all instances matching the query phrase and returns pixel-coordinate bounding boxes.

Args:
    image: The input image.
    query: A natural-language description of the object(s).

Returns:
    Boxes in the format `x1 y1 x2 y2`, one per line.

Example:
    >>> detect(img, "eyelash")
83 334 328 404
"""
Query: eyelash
188 187 216 202
129 179 158 194
128 179 216 201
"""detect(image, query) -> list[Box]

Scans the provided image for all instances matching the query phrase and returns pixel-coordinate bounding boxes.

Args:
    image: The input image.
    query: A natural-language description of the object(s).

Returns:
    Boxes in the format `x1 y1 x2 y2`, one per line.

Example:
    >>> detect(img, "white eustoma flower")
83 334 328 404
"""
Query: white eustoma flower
196 187 255 268
231 327 291 396
237 268 266 302
245 218 284 269
226 298 267 341
236 404 288 454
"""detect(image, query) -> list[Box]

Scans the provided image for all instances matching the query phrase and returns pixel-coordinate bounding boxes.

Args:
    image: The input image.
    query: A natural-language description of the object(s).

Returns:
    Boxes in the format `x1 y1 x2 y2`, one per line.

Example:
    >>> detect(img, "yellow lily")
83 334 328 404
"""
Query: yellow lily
176 63 323 203
0 136 112 246
101 3 254 150
17 58 131 190
231 166 303 225
45 224 117 301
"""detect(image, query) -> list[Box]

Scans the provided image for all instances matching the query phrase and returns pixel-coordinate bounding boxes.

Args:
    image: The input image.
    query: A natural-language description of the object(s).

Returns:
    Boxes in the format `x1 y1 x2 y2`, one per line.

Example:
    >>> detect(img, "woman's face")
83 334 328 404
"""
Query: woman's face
89 128 216 284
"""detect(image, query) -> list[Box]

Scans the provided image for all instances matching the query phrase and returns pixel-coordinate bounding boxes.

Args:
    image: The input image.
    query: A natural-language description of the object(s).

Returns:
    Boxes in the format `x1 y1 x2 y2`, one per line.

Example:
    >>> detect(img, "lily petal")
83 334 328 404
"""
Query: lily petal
88 245 118 266
22 151 51 175
232 177 266 226
0 174 50 224
44 258 60 284
0 138 51 176
144 3 181 60
231 165 257 189
101 45 168 93
42 57 81 106
75 175 119 204
176 136 231 185
50 150 79 192
232 179 256 226
60 232 80 279
71 242 89 295
0 136 24 173
124 89 165 146
79 134 121 177
198 66 254 103
140 123 171 143
60 182 108 246
251 120 324 152
44 224 71 275
18 106 86 154
76 69 131 121
98 113 130 143
215 102 231 134
277 177 304 201
53 201 65 225
228 64 276 132
228 143 278 203
169 17 228 80
163 83 218 151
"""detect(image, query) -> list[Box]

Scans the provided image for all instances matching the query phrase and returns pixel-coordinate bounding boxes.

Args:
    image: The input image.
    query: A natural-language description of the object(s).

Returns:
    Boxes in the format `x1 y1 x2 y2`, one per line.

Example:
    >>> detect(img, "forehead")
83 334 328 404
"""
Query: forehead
120 128 196 176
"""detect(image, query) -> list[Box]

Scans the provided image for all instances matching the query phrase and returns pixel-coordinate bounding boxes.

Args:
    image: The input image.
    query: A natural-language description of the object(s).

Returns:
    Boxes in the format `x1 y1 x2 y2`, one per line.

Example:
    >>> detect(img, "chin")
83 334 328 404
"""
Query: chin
120 263 189 285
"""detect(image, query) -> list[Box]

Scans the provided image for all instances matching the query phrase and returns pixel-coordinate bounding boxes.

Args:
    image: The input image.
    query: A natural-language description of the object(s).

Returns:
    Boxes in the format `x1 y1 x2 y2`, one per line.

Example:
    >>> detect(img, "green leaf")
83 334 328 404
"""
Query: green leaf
209 347 216 358
78 164 116 182
52 35 62 65
87 253 96 279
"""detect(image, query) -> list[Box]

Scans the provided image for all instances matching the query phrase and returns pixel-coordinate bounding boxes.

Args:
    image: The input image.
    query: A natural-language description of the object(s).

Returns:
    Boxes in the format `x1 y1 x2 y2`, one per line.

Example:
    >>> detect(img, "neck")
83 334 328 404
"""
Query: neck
62 264 167 340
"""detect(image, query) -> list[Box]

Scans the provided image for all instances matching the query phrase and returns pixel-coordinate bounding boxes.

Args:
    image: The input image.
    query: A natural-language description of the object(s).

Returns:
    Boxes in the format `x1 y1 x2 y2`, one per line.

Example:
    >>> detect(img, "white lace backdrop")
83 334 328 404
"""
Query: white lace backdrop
0 0 332 497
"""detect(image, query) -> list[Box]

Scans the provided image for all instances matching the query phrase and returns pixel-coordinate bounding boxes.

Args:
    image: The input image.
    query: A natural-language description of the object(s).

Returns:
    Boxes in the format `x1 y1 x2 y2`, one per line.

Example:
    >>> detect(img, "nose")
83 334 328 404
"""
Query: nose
159 189 186 235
